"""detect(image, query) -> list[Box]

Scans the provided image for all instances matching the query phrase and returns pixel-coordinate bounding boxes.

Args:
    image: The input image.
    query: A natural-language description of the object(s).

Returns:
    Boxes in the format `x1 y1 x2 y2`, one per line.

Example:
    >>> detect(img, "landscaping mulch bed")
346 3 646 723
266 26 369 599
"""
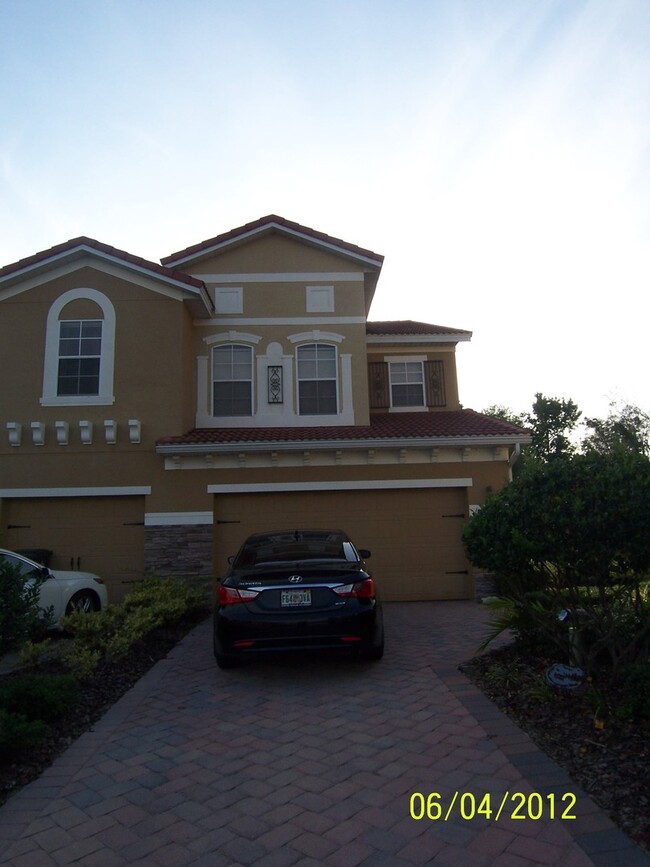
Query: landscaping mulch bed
461 645 650 855
0 609 209 808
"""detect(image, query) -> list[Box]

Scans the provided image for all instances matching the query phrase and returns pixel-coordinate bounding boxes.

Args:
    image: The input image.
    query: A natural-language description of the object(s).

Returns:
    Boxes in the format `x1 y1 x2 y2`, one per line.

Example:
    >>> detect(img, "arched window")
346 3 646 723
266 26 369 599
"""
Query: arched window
212 344 253 417
296 344 338 415
41 289 116 406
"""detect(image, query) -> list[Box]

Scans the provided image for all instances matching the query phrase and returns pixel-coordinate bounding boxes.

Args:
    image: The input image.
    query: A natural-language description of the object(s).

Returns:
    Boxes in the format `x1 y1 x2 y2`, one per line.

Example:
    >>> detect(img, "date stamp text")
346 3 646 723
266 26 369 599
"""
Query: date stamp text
409 791 577 822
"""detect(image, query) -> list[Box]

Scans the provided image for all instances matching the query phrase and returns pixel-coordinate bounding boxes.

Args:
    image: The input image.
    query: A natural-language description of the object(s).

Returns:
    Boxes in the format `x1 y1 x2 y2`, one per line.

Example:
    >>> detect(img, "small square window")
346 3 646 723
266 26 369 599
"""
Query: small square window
306 286 334 313
215 287 243 314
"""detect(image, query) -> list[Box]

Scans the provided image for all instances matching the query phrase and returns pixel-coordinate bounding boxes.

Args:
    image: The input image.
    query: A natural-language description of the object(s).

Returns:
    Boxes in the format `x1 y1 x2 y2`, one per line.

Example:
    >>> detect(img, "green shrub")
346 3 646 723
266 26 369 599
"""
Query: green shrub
60 575 209 676
0 709 49 754
479 592 566 658
0 674 79 723
619 662 650 722
0 560 51 655
0 673 79 756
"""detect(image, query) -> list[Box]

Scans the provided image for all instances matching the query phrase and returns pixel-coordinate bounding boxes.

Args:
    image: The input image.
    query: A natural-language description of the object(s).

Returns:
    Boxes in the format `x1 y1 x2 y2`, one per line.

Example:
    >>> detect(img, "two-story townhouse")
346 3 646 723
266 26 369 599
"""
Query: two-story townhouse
0 215 530 602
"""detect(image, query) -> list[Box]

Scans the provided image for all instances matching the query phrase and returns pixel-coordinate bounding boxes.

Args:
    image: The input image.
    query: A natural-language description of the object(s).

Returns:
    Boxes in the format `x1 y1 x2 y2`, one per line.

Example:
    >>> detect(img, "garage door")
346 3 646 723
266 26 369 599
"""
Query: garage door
4 496 145 601
213 487 471 601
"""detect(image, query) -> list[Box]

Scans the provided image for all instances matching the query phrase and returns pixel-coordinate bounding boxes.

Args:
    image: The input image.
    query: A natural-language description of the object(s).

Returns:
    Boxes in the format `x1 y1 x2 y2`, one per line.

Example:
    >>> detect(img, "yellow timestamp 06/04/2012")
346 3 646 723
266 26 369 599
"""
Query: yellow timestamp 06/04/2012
409 791 578 822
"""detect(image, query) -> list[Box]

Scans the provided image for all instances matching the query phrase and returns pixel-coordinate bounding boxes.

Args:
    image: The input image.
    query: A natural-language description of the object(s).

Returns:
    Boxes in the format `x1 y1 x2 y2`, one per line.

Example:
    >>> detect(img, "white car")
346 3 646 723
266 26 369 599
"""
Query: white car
0 548 108 624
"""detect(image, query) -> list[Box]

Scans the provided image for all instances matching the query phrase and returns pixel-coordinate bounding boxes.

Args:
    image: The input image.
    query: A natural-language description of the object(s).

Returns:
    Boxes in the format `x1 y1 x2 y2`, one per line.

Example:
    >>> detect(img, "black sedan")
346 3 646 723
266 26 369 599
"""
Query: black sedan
213 529 384 668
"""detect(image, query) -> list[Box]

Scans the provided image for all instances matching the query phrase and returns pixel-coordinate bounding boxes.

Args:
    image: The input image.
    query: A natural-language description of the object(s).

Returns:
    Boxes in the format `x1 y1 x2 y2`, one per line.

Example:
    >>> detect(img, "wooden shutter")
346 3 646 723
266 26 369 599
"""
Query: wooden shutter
368 362 390 408
424 360 446 407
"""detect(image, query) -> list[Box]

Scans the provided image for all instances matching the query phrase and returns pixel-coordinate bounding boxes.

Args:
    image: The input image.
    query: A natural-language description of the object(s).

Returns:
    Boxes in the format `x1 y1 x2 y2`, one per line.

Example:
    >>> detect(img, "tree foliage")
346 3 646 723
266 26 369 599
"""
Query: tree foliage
463 451 650 675
482 405 526 428
0 560 49 655
582 400 650 457
526 393 581 461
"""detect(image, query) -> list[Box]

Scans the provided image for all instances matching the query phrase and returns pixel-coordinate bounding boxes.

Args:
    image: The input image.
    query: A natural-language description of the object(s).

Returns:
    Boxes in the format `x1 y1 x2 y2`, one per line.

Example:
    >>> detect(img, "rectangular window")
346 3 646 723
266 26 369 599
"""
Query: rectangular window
306 285 334 313
214 287 243 314
212 344 253 416
297 344 337 415
390 361 425 407
57 320 102 396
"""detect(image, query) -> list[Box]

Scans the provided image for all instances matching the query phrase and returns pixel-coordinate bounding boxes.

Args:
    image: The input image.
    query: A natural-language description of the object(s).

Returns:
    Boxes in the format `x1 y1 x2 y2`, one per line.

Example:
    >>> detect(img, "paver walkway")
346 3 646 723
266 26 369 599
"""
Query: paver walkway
0 602 647 866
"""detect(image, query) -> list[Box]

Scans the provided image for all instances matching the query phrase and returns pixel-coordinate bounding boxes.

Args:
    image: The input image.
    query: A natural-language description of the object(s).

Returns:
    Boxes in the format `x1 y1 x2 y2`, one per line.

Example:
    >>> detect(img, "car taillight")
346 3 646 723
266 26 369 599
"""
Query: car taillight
333 578 375 599
218 585 260 605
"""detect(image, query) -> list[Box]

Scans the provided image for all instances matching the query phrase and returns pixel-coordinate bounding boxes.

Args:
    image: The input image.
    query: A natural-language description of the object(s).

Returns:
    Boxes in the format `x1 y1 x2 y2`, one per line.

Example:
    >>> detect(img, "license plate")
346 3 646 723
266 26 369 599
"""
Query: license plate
281 589 312 607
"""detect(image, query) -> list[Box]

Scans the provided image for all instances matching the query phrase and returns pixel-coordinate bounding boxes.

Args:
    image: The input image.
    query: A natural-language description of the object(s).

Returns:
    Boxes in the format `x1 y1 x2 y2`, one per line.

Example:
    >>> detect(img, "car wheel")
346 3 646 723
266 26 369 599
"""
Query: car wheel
215 653 241 670
360 622 384 661
361 640 384 661
65 590 100 615
213 625 241 669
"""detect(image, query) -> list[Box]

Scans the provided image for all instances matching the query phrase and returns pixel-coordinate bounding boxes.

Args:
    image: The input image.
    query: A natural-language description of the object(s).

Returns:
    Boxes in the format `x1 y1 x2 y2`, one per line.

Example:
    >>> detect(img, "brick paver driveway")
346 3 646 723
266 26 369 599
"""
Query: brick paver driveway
0 602 647 866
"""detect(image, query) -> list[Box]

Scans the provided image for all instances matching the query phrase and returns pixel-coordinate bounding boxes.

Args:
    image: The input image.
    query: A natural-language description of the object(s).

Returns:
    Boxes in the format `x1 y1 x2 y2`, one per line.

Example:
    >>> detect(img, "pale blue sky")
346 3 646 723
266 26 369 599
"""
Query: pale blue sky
1 0 648 423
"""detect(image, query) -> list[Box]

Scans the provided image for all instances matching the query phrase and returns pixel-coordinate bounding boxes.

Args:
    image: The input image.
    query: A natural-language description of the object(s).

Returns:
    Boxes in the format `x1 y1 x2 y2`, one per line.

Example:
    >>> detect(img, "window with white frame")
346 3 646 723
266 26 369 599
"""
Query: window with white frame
212 344 253 416
57 320 103 396
297 343 338 415
41 288 116 406
389 361 425 407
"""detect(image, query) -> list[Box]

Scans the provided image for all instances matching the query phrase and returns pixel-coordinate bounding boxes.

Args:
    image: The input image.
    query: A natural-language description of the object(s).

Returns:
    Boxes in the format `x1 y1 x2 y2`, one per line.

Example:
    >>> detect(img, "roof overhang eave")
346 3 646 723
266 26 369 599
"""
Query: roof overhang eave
156 433 533 456
0 245 202 294
366 332 472 344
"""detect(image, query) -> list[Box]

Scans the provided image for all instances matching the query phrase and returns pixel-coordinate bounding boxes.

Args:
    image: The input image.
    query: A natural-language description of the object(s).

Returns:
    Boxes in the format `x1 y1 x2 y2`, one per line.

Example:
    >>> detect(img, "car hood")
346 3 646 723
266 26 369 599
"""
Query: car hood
50 569 102 582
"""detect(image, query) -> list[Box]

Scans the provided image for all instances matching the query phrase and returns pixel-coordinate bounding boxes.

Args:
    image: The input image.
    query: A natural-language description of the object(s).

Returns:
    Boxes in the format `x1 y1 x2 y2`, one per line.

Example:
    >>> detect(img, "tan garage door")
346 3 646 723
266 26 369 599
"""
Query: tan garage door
4 496 145 601
213 487 471 601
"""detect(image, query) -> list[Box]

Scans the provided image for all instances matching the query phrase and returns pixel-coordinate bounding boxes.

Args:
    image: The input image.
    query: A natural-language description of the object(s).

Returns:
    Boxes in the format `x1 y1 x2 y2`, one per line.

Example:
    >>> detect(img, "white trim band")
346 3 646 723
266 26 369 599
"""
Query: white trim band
208 478 472 494
0 486 151 498
145 511 213 526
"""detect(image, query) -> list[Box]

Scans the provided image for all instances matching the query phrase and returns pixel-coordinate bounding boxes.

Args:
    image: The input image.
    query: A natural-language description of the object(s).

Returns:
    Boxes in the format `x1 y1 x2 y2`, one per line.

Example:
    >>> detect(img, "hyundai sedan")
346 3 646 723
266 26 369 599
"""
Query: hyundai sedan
213 529 384 668
0 548 108 624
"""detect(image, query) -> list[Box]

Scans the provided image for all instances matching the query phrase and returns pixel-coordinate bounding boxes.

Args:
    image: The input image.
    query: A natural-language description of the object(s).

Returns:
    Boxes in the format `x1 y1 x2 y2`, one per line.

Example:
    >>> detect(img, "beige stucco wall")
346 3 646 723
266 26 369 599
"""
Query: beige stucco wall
0 266 194 442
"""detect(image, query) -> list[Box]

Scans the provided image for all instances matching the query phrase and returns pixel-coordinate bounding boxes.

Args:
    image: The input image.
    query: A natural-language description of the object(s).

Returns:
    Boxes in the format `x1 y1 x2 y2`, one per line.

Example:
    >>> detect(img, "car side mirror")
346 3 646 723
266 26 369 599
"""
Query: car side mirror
228 555 235 565
359 549 371 559
40 567 54 580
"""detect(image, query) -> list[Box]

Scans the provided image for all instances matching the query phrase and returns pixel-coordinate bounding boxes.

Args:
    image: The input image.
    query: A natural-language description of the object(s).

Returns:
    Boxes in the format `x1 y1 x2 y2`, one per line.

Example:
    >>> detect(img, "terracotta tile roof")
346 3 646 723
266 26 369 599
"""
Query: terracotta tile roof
161 214 385 267
157 411 530 448
0 236 205 291
366 320 471 337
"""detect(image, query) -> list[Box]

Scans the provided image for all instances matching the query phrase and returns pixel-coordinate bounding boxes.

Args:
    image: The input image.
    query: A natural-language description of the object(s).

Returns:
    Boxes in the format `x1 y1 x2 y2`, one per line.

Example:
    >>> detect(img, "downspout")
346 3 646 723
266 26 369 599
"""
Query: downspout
508 443 522 480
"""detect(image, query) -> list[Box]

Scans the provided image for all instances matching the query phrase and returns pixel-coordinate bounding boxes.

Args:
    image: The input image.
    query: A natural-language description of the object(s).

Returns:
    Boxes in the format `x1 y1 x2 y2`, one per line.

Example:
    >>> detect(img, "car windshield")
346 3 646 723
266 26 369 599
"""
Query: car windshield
234 531 358 567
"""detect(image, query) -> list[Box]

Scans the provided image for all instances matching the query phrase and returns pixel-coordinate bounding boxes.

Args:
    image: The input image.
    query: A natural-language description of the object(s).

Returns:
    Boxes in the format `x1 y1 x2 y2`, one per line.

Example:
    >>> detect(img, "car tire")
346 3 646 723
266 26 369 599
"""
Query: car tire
213 625 241 669
360 620 384 661
361 640 384 661
65 590 100 615
215 653 241 670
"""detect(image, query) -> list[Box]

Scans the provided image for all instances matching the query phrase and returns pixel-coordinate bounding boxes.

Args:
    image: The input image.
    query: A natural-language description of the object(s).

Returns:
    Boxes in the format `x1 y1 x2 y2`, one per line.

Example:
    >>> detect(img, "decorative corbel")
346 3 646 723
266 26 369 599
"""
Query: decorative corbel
79 420 93 445
55 421 69 445
104 420 117 444
6 422 22 447
128 419 141 444
31 422 46 446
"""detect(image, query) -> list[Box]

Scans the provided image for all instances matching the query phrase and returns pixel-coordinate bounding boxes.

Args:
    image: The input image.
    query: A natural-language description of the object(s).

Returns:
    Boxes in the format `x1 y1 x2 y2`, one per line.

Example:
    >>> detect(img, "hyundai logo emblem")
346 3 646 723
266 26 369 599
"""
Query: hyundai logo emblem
288 575 302 583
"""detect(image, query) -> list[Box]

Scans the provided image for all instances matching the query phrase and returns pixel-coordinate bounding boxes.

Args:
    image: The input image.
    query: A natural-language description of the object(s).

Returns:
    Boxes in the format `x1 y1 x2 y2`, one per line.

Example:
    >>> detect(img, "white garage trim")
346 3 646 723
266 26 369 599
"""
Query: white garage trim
208 478 472 494
145 511 213 526
0 486 151 498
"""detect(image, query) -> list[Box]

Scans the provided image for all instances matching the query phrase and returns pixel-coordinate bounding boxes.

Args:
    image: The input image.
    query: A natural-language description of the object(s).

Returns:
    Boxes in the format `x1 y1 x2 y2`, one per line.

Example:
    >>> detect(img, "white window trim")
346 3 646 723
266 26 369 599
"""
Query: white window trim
387 356 426 411
211 343 255 418
296 342 339 417
41 288 116 406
